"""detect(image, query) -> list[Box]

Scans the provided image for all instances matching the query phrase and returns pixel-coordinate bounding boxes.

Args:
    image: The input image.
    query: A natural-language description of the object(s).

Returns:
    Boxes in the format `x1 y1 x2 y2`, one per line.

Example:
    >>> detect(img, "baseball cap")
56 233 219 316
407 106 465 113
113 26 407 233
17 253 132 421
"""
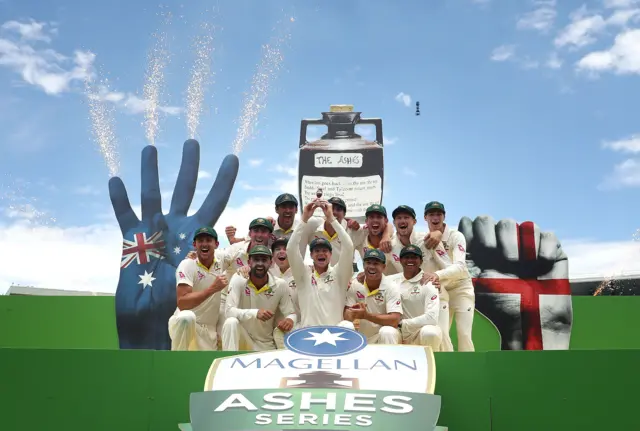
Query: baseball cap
248 245 273 257
364 248 386 264
193 226 218 241
400 244 423 258
392 205 416 219
275 193 298 207
271 236 289 251
328 197 347 211
309 237 333 252
424 201 445 214
365 204 387 217
249 217 274 232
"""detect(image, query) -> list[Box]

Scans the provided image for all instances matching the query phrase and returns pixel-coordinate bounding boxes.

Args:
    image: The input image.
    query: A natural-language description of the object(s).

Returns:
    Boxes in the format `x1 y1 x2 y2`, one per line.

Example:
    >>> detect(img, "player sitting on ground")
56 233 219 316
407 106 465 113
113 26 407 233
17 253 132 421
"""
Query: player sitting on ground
221 245 296 351
287 198 355 329
169 227 228 351
344 249 403 344
387 245 442 350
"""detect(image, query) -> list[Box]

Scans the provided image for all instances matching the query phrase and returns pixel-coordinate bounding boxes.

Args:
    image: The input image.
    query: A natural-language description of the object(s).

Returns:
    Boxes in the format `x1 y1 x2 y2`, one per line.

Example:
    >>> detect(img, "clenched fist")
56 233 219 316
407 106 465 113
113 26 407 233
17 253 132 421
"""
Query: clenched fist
458 216 573 351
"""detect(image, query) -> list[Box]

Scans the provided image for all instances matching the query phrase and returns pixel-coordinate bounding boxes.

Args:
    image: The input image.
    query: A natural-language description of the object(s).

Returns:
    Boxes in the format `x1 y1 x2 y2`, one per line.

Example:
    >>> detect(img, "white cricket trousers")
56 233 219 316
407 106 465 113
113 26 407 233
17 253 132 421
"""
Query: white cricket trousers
368 326 401 344
168 310 219 351
403 325 443 351
221 317 277 351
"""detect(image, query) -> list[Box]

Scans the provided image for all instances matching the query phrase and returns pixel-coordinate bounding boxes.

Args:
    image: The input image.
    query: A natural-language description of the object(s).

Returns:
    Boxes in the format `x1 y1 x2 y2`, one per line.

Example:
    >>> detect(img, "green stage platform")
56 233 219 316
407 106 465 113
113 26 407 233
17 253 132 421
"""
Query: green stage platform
1 296 639 430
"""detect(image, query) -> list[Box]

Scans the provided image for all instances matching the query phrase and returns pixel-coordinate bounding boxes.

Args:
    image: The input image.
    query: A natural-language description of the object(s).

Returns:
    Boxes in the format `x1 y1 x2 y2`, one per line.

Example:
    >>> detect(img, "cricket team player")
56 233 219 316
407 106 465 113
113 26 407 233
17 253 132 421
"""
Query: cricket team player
306 197 361 265
423 201 475 352
268 236 301 348
287 198 356 329
225 193 311 259
344 249 403 344
387 245 443 350
221 245 297 351
223 218 275 279
351 204 396 275
169 227 229 351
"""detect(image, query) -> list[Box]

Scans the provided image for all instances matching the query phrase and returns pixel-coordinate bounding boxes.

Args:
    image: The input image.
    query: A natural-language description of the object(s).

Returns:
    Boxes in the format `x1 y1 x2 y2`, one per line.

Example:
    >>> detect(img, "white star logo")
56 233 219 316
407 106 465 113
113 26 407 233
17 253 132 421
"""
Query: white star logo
303 329 348 346
179 233 186 240
138 270 156 289
173 246 181 255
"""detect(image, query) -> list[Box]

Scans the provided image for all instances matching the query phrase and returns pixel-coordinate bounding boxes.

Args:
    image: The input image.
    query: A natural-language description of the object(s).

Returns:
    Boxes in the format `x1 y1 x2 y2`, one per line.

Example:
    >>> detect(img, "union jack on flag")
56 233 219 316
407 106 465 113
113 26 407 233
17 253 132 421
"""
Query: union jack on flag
121 231 166 269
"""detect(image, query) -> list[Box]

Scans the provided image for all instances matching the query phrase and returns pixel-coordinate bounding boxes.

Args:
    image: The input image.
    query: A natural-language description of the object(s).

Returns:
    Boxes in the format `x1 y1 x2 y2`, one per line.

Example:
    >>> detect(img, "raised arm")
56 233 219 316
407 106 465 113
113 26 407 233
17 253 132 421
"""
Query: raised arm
332 218 355 286
286 201 317 286
400 282 440 335
225 274 258 321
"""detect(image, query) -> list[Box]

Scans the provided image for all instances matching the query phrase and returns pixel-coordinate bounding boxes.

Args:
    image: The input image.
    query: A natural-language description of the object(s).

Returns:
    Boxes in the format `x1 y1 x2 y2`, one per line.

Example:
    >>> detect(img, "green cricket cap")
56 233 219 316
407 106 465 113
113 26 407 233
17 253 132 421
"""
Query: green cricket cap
275 193 298 207
248 245 273 257
193 226 218 241
365 204 387 217
309 237 332 252
328 197 347 211
424 201 445 214
249 217 274 232
400 244 423 258
392 205 416 219
364 248 386 264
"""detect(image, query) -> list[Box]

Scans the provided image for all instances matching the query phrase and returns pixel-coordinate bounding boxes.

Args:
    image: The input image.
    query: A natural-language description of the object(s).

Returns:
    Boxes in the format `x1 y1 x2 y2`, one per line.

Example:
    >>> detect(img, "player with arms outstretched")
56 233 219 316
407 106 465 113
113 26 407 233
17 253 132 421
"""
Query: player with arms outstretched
287 198 355 328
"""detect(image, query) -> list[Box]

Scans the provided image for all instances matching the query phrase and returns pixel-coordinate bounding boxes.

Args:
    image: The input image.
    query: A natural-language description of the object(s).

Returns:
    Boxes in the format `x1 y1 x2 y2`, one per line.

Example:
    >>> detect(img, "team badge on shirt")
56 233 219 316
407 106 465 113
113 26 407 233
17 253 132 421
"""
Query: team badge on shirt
264 287 274 298
411 285 421 295
323 274 335 284
374 293 384 302
288 280 297 289
197 271 205 280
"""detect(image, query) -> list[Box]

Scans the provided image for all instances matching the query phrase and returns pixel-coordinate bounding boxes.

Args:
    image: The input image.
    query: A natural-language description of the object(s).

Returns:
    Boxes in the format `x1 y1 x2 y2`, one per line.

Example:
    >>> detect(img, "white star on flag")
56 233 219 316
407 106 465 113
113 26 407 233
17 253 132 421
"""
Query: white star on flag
303 329 348 346
173 246 181 255
138 270 156 288
179 233 186 240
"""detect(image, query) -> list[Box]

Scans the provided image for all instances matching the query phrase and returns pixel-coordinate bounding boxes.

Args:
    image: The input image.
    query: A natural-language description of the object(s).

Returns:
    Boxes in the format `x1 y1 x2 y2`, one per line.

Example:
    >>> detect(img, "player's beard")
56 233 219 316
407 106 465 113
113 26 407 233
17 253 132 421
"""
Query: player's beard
251 265 267 278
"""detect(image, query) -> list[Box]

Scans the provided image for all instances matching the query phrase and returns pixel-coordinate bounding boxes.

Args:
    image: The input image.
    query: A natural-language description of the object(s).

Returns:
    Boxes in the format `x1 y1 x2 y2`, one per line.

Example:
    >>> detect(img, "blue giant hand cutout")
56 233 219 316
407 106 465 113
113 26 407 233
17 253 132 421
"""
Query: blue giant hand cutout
108 140 239 350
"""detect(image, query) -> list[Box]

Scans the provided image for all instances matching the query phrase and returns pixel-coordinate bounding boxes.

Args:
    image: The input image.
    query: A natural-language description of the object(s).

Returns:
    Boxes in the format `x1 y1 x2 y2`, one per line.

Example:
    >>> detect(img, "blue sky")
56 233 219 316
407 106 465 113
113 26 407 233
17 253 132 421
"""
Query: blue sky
0 0 639 292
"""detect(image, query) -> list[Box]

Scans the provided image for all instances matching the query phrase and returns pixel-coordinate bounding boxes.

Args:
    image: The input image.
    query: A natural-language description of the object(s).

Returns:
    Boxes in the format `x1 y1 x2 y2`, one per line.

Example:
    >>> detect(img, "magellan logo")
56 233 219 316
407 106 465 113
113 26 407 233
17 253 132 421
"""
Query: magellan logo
285 326 366 357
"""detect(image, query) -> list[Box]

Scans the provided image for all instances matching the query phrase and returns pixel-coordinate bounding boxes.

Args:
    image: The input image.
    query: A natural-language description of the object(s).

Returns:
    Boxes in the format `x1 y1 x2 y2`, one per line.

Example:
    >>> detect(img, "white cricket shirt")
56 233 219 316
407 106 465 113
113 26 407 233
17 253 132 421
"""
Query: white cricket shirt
387 271 440 337
225 273 297 345
351 227 396 275
345 276 403 339
174 251 226 326
287 218 355 327
435 225 474 290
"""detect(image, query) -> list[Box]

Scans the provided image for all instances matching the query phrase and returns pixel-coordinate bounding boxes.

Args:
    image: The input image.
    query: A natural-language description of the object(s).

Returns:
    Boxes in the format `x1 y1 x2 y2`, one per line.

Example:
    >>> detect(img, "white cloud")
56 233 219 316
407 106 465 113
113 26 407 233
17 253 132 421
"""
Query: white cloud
576 28 640 75
1 204 639 294
403 167 417 177
602 134 640 153
0 19 94 95
599 158 640 189
384 136 398 146
87 84 183 116
394 92 411 107
197 170 211 179
517 0 557 33
490 45 516 61
604 0 640 9
555 4 640 50
1 19 56 42
248 159 264 167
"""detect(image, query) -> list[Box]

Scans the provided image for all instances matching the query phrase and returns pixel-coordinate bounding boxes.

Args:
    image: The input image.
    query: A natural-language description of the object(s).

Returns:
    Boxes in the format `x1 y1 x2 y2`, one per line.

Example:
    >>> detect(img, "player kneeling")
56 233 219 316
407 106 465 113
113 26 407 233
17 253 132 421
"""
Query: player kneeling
344 249 402 344
387 245 442 350
221 245 297 351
